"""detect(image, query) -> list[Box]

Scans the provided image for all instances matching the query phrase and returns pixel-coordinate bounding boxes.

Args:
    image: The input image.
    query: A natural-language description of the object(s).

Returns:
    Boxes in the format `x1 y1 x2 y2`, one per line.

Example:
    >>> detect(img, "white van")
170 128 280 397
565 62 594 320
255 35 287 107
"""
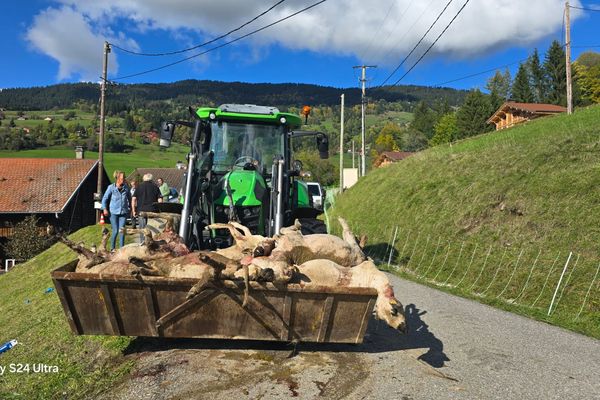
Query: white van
306 182 325 210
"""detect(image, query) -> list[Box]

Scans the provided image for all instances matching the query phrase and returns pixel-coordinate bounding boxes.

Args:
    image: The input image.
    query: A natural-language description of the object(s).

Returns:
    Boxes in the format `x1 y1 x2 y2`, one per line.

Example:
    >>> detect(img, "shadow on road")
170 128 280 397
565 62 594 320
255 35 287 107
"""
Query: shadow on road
123 303 449 368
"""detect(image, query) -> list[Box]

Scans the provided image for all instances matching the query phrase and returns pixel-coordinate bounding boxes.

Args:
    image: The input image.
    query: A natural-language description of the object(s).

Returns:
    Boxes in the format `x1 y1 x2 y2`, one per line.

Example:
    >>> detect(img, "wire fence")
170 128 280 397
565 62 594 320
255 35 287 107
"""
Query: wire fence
359 224 600 323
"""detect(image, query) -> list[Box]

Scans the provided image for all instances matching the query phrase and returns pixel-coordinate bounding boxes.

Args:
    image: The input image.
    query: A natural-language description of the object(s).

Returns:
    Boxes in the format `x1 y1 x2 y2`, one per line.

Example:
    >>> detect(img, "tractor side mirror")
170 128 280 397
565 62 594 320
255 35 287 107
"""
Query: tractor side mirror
317 134 329 159
292 160 303 175
160 122 175 148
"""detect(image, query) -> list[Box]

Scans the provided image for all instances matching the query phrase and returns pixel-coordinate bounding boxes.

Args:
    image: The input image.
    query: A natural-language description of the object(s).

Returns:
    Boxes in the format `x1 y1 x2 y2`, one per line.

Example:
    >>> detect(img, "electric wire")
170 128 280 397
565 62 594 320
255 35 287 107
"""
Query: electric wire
389 0 471 86
432 58 527 86
109 0 328 81
110 0 286 56
378 0 455 87
568 5 600 12
359 0 397 62
363 0 415 64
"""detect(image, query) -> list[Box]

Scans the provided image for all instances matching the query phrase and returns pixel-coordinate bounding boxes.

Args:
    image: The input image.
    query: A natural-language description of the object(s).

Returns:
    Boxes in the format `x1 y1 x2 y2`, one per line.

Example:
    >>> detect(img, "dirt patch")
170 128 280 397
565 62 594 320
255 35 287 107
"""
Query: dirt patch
96 343 371 400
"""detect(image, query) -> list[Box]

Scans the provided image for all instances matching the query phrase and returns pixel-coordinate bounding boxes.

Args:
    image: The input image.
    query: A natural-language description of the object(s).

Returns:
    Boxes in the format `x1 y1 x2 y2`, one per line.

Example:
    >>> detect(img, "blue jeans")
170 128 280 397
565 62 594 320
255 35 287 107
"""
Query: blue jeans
109 214 127 250
137 216 147 244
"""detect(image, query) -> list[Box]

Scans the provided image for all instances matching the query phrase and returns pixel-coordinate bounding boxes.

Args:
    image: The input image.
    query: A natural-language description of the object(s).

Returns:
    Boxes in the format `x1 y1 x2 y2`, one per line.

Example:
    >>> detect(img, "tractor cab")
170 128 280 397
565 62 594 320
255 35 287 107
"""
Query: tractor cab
161 104 329 250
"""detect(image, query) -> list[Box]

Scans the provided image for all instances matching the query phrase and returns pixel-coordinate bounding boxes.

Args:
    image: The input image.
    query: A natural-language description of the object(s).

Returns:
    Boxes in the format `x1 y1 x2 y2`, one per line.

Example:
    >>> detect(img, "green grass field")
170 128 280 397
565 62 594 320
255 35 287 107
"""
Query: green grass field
0 143 188 179
0 226 135 399
330 105 600 339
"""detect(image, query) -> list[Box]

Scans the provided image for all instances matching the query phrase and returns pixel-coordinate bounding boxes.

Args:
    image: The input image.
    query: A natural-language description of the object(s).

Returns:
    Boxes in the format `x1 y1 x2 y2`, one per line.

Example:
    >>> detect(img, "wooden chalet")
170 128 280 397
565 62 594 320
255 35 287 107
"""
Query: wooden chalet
487 102 567 131
373 151 413 168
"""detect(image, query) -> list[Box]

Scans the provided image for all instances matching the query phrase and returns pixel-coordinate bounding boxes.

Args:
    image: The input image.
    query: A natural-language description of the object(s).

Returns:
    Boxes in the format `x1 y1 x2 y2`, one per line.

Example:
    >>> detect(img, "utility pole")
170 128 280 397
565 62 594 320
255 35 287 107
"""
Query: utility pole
353 65 376 177
96 41 110 220
352 140 355 169
565 1 573 115
339 93 345 192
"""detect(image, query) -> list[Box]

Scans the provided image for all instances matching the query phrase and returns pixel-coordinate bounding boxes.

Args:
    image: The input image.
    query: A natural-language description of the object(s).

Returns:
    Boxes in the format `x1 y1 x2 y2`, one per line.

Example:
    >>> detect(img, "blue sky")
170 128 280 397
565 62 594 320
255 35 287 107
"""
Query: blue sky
1 0 599 91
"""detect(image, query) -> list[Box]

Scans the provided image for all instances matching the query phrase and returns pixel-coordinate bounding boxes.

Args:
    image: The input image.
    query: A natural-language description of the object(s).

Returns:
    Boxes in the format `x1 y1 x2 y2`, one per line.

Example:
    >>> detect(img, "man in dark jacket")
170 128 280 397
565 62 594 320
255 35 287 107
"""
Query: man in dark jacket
132 173 162 243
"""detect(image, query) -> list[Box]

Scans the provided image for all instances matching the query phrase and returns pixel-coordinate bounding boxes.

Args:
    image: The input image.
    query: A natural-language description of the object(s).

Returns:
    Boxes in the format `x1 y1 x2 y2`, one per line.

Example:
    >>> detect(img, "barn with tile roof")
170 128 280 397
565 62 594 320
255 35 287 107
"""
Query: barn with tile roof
0 158 109 243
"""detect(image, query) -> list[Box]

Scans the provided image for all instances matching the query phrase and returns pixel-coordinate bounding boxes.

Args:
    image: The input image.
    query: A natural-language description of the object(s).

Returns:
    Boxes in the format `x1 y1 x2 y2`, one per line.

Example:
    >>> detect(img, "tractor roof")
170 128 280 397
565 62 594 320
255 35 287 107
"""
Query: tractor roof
196 104 302 129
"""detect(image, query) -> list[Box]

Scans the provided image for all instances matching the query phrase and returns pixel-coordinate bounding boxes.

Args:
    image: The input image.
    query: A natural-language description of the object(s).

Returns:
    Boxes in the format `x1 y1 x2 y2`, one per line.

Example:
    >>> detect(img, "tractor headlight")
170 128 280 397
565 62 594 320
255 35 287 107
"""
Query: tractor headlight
279 117 287 124
243 208 252 218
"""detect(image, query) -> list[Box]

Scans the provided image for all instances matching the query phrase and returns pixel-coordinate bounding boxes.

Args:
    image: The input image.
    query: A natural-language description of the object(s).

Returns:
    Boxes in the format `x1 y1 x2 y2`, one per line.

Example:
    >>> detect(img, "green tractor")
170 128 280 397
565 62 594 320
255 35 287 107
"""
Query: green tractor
160 104 329 250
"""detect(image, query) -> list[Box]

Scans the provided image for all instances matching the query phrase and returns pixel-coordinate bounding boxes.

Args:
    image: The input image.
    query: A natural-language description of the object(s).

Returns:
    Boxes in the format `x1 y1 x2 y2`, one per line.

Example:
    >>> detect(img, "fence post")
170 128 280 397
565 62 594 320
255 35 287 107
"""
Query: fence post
552 253 580 313
432 243 452 282
574 261 600 321
444 241 465 284
497 248 525 299
421 237 442 278
514 249 541 302
456 243 479 287
470 245 493 291
405 232 422 270
532 252 561 307
387 226 399 269
414 235 431 274
481 247 508 296
547 252 573 316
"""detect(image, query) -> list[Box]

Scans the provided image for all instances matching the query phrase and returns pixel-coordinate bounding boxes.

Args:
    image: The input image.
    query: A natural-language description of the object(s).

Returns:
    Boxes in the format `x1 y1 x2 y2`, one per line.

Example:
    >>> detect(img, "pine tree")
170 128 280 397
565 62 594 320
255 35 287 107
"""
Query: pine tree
456 89 494 139
411 101 436 138
528 49 547 103
544 40 567 105
486 68 511 110
512 63 534 103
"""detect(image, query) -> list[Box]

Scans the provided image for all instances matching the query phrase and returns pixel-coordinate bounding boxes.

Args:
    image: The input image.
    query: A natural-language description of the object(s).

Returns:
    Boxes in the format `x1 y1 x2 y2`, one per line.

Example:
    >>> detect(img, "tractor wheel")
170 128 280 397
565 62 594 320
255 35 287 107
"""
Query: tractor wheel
298 218 327 235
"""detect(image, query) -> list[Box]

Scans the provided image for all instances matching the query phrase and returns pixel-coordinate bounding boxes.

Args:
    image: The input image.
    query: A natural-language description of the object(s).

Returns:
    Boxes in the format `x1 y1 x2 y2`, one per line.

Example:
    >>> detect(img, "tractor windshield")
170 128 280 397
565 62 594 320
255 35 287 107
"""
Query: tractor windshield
210 121 284 173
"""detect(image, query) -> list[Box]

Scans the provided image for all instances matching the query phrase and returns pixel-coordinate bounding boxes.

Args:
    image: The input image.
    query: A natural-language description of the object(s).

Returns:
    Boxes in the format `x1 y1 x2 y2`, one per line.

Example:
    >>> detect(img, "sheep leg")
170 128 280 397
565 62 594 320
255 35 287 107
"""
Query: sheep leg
229 221 252 237
338 217 366 260
58 235 106 268
206 223 245 242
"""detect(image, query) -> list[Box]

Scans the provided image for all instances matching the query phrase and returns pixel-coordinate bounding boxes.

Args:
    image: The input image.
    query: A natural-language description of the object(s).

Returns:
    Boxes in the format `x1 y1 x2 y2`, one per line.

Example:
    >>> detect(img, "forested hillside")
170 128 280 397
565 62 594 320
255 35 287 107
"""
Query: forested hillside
0 80 466 110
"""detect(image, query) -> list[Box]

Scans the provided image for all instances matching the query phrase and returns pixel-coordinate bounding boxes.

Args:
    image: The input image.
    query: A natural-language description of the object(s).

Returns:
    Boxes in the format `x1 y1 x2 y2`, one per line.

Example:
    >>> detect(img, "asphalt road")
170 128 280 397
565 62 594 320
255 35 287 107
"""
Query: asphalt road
99 274 600 400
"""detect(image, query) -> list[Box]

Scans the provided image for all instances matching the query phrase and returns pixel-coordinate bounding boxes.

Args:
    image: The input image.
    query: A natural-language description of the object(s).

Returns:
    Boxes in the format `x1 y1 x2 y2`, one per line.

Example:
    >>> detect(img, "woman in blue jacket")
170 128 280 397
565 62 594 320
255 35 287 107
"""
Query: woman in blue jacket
101 170 131 251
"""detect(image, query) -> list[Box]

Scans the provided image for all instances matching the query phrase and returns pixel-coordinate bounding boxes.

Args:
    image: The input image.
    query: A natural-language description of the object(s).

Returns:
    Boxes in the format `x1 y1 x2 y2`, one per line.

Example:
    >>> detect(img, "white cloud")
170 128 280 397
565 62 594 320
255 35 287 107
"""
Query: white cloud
28 0 582 80
25 6 138 81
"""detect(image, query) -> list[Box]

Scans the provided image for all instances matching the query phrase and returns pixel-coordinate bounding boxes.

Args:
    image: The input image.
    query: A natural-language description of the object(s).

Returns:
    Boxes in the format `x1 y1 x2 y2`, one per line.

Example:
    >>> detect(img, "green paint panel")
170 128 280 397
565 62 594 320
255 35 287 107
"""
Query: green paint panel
215 170 266 206
196 107 302 129
295 180 311 207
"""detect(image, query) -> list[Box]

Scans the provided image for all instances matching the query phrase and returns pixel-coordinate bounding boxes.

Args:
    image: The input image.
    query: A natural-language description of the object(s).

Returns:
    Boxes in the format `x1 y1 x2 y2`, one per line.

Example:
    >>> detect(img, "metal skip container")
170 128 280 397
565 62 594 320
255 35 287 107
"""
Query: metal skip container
51 261 378 344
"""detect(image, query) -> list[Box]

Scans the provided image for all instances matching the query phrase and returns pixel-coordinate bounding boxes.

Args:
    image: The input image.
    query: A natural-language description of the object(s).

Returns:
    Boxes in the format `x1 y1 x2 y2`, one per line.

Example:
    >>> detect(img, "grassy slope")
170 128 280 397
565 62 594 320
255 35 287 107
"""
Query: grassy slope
0 142 188 178
0 226 134 399
330 105 600 338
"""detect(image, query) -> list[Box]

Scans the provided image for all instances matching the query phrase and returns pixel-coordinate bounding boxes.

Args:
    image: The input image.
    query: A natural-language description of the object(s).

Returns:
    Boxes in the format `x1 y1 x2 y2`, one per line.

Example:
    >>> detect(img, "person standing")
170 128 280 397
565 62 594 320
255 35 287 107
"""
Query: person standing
132 173 162 243
129 179 138 228
101 170 131 251
157 177 170 201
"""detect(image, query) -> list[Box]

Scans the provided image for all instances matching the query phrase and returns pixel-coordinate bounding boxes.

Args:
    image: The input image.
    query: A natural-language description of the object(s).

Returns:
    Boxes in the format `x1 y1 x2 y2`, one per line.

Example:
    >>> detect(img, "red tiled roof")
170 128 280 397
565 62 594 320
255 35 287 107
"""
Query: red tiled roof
504 102 567 113
127 168 185 189
381 151 413 161
0 158 97 213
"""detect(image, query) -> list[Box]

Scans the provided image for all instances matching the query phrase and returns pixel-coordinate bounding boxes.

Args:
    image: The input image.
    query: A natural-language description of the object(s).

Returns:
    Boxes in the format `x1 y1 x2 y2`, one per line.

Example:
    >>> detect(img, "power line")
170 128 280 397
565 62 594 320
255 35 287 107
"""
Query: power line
390 0 471 86
363 0 413 63
110 0 328 81
368 0 437 67
378 0 455 87
568 5 600 12
432 58 527 87
110 0 286 57
359 0 397 62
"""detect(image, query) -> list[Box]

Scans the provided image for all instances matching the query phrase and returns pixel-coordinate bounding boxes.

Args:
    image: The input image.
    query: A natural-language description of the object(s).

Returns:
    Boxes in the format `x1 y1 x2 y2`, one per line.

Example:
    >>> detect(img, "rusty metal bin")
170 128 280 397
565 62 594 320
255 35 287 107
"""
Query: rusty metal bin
51 261 378 344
